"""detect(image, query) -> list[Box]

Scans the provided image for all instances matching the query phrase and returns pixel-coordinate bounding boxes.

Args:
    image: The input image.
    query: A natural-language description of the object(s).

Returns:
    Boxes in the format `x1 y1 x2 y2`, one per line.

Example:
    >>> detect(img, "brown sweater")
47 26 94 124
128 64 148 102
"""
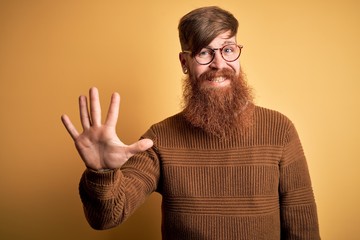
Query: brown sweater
79 106 320 239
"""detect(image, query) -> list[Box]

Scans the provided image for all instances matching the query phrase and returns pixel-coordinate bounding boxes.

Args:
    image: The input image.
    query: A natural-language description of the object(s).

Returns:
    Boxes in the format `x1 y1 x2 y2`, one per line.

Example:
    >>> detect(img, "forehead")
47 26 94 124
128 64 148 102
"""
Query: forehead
207 31 236 48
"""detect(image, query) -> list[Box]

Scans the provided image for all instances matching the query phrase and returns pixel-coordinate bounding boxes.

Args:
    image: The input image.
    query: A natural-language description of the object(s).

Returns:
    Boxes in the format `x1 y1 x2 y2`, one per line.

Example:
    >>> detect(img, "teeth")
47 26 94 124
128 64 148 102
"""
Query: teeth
211 77 225 83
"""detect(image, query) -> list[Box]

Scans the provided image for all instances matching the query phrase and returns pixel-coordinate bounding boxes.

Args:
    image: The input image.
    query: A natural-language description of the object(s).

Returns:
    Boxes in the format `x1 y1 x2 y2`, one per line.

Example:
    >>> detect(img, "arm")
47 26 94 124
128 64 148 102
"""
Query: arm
279 123 320 239
79 144 160 230
61 87 157 229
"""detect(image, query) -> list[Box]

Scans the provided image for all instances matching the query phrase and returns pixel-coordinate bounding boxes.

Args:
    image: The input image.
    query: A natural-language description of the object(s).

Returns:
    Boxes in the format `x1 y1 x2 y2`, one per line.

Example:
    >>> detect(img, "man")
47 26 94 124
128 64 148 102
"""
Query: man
61 6 320 239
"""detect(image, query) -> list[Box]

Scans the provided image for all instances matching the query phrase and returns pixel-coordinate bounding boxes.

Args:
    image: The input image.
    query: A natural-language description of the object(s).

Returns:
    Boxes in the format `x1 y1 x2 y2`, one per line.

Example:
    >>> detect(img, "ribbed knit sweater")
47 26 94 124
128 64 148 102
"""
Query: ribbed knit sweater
79 106 320 239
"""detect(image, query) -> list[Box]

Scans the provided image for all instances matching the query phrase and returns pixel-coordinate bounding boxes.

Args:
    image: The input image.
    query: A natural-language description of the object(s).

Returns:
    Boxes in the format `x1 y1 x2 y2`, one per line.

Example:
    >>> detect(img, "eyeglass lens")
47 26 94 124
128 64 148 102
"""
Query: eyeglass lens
195 44 241 65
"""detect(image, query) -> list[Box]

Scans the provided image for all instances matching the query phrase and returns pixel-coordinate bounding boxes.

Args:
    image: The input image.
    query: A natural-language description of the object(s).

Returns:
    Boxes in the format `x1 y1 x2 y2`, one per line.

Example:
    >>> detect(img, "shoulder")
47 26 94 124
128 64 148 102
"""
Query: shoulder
142 113 189 139
253 105 294 128
251 105 299 145
150 113 187 131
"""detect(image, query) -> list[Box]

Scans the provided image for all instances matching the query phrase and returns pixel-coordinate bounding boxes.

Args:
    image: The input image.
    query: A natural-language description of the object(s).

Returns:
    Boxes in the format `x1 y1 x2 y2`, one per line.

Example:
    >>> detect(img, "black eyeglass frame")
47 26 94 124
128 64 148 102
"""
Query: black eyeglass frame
182 44 243 65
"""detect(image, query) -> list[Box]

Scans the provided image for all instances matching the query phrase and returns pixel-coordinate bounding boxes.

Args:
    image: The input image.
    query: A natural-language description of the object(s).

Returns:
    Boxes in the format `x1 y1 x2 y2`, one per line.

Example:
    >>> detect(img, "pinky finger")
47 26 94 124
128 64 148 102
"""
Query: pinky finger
61 114 80 141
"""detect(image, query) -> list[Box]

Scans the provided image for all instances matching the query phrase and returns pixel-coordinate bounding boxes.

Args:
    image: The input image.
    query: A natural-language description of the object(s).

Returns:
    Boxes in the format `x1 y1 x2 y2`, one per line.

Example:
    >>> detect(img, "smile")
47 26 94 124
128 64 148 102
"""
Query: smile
210 77 226 83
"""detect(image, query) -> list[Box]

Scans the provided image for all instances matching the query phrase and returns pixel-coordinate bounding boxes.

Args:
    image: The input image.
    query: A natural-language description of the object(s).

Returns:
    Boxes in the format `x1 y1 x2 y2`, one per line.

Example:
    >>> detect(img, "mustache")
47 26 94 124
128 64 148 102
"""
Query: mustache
198 68 236 82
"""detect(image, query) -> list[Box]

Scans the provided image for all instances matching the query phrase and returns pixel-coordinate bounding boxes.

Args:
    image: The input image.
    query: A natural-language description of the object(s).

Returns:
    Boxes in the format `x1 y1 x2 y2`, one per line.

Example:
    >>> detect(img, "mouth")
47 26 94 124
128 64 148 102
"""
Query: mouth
204 76 230 88
209 77 226 83
198 69 235 88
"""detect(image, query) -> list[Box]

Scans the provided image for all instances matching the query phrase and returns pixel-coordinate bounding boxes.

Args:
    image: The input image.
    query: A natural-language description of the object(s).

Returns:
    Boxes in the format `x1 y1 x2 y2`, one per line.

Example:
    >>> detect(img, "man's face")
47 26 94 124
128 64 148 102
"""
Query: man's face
179 30 240 89
180 31 254 138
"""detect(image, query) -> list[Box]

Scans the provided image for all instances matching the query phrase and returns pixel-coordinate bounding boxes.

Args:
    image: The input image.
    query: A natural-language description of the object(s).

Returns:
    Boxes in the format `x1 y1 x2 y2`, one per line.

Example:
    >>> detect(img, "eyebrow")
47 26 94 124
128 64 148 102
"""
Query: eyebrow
206 40 236 49
223 40 236 45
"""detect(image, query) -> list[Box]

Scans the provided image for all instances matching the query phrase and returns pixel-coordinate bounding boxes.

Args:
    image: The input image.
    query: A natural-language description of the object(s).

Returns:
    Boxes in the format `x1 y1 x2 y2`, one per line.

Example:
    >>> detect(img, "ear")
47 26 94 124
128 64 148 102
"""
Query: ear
179 52 189 74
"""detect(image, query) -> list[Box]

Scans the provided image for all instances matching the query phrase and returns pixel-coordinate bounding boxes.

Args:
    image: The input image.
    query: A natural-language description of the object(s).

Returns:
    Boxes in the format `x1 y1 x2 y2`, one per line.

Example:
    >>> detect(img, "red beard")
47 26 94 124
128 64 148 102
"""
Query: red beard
182 68 254 139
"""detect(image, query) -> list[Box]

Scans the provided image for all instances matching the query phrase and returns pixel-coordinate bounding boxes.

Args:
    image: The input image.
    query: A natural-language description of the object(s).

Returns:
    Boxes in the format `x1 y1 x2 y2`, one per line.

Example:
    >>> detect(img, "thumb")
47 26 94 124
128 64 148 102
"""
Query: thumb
137 138 154 151
127 138 154 157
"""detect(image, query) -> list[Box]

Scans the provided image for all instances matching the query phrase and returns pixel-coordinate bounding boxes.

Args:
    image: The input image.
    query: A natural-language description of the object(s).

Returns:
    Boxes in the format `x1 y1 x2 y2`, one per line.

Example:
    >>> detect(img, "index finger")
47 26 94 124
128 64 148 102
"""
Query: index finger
105 92 120 127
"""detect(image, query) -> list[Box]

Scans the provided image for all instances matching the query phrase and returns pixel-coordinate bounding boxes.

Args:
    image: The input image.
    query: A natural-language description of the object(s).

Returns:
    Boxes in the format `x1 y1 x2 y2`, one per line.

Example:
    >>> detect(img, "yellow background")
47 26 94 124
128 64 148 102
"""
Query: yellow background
1 0 359 239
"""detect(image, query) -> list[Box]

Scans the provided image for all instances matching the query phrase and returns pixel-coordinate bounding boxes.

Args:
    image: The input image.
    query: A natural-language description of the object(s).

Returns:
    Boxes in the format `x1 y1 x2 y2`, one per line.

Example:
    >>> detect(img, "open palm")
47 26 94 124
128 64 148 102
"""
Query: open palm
61 87 153 170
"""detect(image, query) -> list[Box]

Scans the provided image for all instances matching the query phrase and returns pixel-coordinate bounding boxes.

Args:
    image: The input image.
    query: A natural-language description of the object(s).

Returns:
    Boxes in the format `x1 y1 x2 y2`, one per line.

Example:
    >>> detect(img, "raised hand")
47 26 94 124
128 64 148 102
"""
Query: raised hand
61 87 153 170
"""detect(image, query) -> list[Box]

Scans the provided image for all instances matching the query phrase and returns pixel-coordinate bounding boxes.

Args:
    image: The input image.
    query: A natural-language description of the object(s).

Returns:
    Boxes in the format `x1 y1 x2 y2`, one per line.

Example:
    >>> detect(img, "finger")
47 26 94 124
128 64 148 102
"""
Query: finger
126 139 154 158
105 92 120 127
61 114 79 141
89 87 101 127
79 95 91 130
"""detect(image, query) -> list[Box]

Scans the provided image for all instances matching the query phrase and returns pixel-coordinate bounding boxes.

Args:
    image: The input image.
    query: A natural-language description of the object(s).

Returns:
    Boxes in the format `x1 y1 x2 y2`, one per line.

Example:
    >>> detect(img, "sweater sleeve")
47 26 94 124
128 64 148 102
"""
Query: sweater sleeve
279 122 320 239
78 131 160 230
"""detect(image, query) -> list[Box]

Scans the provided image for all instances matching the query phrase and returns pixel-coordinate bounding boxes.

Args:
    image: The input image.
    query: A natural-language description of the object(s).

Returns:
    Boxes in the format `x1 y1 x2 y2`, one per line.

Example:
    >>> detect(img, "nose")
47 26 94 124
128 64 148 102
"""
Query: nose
209 50 227 69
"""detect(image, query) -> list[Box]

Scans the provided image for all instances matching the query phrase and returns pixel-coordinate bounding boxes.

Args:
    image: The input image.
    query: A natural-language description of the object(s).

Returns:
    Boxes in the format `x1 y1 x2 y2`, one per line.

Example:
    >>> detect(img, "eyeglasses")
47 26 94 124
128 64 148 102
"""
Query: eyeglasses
183 44 243 65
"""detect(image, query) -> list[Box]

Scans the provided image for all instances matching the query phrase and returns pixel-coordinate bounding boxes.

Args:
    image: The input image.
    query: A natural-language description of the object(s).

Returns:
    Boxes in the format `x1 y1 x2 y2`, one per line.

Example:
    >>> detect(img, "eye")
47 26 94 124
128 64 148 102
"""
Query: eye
223 45 236 54
197 49 212 58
